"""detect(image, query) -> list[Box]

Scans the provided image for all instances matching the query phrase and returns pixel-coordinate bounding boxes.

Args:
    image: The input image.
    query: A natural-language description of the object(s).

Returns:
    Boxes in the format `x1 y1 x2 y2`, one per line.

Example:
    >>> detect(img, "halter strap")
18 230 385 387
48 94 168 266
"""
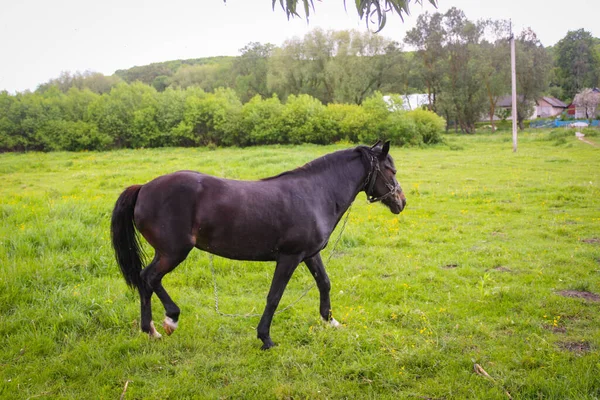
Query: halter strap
364 155 401 203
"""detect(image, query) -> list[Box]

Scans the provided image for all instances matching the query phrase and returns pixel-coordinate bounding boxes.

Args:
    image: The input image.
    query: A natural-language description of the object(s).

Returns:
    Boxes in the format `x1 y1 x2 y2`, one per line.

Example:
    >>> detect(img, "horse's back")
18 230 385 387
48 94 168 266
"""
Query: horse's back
133 171 286 260
133 170 331 261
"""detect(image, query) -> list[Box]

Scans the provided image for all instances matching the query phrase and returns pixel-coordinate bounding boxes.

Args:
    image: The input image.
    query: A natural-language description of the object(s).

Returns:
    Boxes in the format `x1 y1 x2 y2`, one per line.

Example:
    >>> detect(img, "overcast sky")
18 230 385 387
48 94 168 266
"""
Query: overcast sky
1 0 599 93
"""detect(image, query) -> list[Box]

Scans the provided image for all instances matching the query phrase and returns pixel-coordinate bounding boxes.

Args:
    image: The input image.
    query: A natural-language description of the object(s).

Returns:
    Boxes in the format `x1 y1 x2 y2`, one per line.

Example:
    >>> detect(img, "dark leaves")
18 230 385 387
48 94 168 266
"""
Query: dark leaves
223 0 439 32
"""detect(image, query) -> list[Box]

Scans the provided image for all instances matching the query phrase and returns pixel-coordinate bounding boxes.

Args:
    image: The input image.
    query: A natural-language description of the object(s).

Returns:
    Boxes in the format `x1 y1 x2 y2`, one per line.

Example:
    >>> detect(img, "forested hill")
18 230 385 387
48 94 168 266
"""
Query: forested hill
113 56 235 89
23 12 600 139
112 36 600 92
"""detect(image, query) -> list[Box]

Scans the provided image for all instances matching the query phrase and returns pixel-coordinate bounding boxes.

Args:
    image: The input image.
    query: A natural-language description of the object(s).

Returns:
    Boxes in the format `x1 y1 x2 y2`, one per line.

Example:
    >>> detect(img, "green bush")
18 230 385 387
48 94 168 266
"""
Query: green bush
279 94 326 144
182 87 242 146
240 95 284 145
582 127 599 137
37 120 111 151
405 109 445 144
88 82 158 148
548 129 573 141
170 121 198 147
155 87 189 143
358 93 445 146
0 83 450 152
321 104 368 143
358 93 390 144
381 112 419 146
0 96 23 151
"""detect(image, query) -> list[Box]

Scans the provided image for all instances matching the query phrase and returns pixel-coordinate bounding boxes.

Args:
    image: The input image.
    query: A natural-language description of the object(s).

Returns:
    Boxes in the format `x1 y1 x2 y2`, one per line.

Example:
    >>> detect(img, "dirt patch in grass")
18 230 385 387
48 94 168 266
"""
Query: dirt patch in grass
491 266 512 272
442 264 459 269
558 290 600 302
581 238 600 244
491 231 507 239
558 341 591 354
544 325 567 333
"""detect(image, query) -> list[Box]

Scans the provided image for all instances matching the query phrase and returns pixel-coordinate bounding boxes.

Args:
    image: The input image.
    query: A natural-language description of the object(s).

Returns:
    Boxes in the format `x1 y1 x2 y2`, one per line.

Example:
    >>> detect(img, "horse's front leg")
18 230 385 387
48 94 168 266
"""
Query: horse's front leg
304 253 340 327
257 254 302 350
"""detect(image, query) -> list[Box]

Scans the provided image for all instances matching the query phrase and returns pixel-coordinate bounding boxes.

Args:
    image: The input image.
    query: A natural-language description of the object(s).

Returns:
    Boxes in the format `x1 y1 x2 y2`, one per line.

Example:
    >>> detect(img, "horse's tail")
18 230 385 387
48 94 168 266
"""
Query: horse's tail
111 185 145 289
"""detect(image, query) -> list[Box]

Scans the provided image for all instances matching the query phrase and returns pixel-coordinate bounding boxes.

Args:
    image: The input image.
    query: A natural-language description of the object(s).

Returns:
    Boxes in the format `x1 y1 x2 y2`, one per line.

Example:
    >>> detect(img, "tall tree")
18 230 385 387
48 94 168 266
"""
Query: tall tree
554 29 600 99
515 28 552 129
232 42 275 103
269 29 402 105
404 11 446 112
303 28 337 103
395 51 422 96
326 30 404 104
441 7 486 133
476 20 511 130
267 34 325 102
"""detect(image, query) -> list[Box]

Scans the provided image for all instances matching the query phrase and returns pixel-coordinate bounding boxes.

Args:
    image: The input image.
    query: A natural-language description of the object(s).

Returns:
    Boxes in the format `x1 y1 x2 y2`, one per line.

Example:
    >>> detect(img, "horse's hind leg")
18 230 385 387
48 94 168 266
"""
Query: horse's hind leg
139 255 161 338
304 253 340 328
154 280 180 335
140 250 191 337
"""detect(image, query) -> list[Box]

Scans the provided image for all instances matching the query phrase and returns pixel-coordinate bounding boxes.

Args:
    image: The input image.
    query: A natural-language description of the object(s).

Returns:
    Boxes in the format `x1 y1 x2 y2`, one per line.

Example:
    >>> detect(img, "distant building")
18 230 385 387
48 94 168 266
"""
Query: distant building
571 88 600 119
495 96 567 119
400 94 430 111
536 97 568 118
383 94 430 112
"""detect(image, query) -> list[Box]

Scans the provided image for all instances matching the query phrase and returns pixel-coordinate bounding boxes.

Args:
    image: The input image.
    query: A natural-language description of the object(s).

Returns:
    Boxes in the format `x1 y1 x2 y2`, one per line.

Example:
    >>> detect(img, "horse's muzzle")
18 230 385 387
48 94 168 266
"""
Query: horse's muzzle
398 191 407 212
388 191 406 214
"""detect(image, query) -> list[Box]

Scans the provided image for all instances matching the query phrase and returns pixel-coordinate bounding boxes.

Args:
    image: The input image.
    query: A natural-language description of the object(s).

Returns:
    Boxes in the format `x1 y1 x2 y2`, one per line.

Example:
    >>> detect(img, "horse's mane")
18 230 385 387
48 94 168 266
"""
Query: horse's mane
261 146 374 181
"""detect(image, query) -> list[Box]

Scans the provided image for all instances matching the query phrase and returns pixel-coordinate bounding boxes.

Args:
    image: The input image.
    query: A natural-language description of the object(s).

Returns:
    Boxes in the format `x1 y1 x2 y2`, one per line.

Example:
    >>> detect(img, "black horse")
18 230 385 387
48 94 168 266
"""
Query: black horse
111 141 406 349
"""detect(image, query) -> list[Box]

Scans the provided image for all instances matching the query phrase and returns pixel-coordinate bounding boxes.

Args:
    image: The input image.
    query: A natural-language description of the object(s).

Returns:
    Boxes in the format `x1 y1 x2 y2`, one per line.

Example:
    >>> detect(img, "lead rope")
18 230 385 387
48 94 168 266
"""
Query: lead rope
210 205 353 318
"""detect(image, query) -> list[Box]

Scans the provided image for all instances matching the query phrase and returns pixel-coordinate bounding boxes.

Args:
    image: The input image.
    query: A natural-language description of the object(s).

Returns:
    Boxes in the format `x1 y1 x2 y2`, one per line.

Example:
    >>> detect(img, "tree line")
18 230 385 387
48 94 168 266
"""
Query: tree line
35 21 600 112
0 84 445 152
2 7 599 151
41 10 600 128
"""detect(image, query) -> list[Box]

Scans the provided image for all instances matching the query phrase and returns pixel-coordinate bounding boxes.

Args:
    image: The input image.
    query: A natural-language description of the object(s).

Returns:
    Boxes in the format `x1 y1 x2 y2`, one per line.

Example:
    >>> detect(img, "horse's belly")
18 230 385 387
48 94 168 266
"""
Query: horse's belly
193 191 325 261
194 226 279 262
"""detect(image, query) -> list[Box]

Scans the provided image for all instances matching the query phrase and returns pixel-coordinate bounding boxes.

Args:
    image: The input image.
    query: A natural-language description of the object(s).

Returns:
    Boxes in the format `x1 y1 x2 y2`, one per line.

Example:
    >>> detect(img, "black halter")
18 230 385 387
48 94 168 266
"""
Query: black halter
364 155 401 203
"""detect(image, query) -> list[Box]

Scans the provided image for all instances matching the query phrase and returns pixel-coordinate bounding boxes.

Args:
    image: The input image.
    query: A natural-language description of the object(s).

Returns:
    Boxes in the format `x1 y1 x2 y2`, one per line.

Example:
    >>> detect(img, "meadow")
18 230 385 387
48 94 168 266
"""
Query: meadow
0 130 599 399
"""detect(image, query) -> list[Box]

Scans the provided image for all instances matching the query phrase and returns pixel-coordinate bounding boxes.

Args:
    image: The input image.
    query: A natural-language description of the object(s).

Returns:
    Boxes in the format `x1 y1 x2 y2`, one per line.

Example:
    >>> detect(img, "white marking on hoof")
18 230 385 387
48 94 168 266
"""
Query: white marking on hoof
329 318 341 328
322 317 342 328
163 317 178 336
149 321 162 339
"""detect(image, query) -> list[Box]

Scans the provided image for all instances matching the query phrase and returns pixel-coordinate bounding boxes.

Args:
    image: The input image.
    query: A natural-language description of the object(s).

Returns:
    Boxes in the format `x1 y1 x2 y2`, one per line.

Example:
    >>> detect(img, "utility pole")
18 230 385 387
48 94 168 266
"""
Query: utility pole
510 21 518 152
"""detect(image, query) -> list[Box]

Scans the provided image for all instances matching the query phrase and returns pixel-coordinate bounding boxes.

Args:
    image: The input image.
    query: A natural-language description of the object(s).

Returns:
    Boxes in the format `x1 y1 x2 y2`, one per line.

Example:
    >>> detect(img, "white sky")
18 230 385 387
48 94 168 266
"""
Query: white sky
1 0 599 93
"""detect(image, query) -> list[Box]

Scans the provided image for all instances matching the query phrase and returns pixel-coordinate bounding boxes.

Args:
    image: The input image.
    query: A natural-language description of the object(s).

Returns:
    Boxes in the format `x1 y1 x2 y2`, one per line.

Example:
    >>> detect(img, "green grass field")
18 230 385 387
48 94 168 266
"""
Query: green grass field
1 131 599 399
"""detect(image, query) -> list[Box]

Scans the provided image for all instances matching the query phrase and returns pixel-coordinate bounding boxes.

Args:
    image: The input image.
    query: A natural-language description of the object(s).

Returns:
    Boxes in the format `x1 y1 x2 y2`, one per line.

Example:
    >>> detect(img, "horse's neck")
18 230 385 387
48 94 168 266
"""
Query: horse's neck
271 150 368 216
315 152 367 213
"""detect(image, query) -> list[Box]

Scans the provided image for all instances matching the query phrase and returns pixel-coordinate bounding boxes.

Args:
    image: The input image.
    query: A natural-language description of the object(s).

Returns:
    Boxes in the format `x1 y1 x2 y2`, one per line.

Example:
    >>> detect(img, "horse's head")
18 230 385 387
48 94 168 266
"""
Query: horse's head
363 140 407 214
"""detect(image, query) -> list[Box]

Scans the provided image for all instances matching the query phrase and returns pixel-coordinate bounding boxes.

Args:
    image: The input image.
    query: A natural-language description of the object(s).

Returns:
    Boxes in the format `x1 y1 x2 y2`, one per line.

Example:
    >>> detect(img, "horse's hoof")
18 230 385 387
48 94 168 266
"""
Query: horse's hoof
260 339 276 350
163 317 178 336
149 321 162 339
322 317 342 328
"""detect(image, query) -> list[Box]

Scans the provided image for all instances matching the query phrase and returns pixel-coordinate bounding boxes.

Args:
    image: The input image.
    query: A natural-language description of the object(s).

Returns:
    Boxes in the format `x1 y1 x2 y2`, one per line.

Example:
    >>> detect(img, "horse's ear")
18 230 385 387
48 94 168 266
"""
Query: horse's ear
380 140 390 158
370 140 382 149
